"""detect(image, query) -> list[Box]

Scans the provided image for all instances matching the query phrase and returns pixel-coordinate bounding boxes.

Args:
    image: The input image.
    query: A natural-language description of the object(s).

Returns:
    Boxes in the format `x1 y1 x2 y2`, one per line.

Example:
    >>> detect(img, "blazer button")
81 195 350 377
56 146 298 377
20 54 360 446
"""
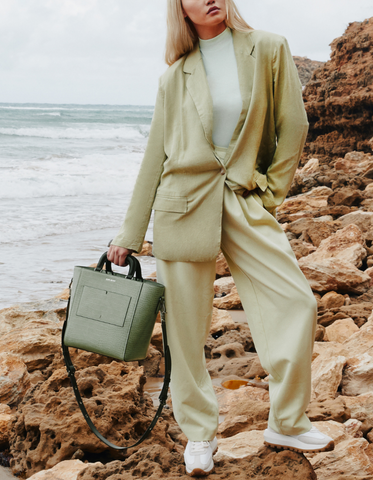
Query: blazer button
220 169 225 175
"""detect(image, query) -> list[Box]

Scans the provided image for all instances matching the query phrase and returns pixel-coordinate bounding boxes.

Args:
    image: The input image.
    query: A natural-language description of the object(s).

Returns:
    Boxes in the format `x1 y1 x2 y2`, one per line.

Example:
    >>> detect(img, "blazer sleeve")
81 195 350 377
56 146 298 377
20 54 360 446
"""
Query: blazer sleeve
111 80 166 252
258 36 309 216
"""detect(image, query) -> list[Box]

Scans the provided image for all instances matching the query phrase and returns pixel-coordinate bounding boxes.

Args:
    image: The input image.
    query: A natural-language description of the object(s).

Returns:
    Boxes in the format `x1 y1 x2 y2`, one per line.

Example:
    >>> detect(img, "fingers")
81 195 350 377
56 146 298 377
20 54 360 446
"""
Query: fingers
107 245 130 266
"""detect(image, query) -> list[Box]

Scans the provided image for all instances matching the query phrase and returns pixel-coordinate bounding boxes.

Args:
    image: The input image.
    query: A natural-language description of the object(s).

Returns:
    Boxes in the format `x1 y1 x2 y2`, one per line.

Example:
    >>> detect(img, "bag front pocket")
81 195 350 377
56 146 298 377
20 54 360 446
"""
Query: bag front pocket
152 194 188 213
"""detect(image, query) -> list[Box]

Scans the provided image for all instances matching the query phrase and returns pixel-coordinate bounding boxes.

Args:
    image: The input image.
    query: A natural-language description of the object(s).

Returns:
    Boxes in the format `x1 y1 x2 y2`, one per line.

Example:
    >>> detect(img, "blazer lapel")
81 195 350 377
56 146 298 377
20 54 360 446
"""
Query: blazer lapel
224 30 256 162
184 44 214 147
183 29 256 155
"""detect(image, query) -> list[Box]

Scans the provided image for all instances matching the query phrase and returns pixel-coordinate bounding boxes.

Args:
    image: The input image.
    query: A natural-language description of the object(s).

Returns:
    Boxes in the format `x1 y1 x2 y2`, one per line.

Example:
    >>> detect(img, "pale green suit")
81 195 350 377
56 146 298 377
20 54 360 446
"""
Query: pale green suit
112 29 309 261
112 29 317 442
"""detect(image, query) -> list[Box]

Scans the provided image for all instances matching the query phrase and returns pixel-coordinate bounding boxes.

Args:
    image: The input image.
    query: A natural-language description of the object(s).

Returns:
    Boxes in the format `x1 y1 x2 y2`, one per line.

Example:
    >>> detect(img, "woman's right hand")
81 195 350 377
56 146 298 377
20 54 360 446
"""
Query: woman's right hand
107 245 134 266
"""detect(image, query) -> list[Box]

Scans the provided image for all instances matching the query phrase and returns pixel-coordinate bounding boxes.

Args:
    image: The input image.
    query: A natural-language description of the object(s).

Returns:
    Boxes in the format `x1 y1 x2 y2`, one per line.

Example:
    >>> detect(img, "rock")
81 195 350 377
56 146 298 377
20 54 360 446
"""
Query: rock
338 211 373 238
303 422 373 479
150 323 163 354
335 151 373 175
27 460 102 480
327 187 364 207
344 418 364 438
0 305 64 372
311 354 346 400
214 430 265 460
0 353 30 406
214 276 236 296
298 258 371 294
0 404 13 448
205 323 254 359
338 392 373 422
213 286 242 309
341 352 373 396
277 187 332 218
320 291 346 309
77 443 318 480
215 384 270 421
243 356 268 379
215 251 231 278
133 241 153 257
311 436 373 479
315 324 326 341
333 303 373 327
217 397 270 438
317 311 349 328
324 318 360 343
8 364 176 478
365 266 373 284
303 18 373 160
209 308 236 335
207 343 257 377
340 310 373 358
293 57 325 86
299 224 367 267
138 345 162 377
289 239 316 260
306 396 350 423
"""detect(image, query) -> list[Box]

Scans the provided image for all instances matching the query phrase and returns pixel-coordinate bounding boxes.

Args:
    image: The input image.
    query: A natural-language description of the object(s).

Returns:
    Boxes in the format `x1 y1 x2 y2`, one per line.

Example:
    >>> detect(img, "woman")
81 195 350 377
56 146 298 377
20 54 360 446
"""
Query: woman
108 0 334 476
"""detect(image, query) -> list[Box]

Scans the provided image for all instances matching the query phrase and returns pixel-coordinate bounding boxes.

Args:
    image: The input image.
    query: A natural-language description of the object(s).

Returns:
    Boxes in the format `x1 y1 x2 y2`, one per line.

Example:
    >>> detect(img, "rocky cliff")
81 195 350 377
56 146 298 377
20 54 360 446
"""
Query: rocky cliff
302 17 373 162
293 56 325 86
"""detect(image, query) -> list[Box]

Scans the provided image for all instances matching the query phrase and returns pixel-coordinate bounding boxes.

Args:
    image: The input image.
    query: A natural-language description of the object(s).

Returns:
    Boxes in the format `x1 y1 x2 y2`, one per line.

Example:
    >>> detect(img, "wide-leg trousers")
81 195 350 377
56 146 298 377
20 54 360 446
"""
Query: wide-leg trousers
156 185 318 441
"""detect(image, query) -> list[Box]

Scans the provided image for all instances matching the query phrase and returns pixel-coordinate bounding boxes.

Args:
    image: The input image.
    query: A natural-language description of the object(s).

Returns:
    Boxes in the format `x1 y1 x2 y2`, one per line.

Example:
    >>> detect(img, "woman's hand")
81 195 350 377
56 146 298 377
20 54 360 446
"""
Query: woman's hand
107 245 134 266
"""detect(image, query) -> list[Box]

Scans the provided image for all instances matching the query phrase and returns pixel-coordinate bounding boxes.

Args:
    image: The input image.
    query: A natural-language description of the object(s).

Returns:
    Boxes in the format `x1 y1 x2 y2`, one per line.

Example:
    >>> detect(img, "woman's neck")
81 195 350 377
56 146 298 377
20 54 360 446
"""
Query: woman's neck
195 21 226 40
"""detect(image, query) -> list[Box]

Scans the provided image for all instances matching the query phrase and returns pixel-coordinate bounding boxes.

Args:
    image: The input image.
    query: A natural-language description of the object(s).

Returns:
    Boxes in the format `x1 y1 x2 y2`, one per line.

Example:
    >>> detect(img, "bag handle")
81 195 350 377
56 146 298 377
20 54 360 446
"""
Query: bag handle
95 252 143 281
61 294 171 451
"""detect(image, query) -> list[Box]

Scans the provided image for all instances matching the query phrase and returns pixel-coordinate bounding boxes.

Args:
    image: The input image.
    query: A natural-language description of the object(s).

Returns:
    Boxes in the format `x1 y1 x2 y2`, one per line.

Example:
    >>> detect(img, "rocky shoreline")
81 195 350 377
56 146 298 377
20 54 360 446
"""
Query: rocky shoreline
2 15 373 480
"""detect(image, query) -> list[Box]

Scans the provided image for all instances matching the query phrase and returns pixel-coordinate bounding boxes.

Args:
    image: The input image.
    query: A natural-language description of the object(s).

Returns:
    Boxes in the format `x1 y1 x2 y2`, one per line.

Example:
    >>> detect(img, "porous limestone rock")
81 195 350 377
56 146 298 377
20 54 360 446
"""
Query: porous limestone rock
207 343 257 377
0 403 13 448
213 286 242 310
0 305 64 372
214 276 236 296
77 443 318 480
27 460 103 480
0 353 30 406
8 363 176 478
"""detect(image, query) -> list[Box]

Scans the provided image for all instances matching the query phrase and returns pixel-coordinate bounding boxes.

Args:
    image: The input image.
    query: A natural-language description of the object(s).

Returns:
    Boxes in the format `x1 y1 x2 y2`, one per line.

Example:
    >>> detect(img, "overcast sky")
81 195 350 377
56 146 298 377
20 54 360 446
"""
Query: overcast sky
1 0 372 105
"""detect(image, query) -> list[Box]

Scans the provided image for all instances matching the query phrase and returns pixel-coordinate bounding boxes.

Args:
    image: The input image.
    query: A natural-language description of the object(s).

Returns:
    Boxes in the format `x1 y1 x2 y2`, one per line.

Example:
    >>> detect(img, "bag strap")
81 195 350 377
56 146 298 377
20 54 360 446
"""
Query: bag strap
61 294 171 451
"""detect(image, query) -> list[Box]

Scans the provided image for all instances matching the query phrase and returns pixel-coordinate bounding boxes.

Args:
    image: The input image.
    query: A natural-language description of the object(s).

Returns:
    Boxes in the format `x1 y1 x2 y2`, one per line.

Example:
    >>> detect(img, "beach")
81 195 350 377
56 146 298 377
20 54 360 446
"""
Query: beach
0 103 156 309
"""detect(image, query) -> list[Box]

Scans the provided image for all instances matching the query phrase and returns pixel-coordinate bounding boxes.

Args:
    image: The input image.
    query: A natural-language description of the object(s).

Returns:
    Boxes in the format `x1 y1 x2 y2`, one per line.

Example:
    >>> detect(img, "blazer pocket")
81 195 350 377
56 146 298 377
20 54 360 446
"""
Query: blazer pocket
152 194 188 213
253 170 268 193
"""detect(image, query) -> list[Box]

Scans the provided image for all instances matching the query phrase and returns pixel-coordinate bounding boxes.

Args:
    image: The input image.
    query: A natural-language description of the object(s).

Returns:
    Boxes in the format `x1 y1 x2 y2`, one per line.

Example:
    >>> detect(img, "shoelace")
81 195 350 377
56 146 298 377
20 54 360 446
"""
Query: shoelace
190 441 210 454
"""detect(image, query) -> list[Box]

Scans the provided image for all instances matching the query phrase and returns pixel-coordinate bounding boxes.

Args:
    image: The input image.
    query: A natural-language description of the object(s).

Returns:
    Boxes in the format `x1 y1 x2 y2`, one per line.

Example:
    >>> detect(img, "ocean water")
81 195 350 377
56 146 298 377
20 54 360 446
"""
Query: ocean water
0 103 156 309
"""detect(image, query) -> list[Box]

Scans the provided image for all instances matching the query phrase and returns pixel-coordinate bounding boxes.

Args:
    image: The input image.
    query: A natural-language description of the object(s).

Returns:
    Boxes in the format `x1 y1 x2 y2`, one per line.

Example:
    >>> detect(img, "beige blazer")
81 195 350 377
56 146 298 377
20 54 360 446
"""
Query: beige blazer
112 28 309 262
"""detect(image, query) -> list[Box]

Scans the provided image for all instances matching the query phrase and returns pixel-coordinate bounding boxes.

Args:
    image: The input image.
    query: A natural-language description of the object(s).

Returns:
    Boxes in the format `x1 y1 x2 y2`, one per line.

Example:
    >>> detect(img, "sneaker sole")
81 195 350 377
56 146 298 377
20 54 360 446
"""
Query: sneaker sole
186 466 215 477
264 439 335 453
185 446 218 477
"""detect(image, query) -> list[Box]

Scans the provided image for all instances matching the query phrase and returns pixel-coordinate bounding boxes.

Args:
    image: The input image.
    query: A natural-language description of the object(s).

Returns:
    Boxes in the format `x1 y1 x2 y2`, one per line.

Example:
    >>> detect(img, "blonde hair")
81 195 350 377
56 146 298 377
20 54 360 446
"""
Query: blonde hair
165 0 253 66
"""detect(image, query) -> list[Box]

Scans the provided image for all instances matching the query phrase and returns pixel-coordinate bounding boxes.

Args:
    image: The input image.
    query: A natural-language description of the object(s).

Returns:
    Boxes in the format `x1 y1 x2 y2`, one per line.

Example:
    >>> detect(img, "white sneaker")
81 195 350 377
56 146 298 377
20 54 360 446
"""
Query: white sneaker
184 437 218 476
264 425 335 453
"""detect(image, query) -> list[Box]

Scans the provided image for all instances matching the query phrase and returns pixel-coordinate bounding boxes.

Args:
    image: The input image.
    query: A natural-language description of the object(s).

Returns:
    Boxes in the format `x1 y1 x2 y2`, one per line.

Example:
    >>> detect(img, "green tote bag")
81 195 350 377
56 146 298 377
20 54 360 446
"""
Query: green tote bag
61 252 171 451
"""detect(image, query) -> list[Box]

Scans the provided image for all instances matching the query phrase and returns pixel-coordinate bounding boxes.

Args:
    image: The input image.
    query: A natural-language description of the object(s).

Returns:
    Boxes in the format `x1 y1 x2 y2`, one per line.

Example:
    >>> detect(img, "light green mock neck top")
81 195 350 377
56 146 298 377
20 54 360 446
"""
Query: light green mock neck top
199 28 243 149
